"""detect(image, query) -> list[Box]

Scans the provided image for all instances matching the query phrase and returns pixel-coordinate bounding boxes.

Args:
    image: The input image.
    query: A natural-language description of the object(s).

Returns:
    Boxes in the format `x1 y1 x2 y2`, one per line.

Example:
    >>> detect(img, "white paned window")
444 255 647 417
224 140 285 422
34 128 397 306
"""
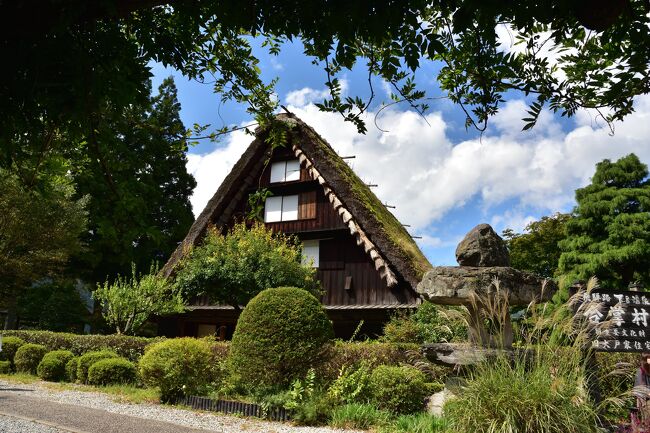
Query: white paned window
264 196 283 222
302 240 320 267
264 195 299 222
270 159 301 183
282 195 299 220
285 160 301 181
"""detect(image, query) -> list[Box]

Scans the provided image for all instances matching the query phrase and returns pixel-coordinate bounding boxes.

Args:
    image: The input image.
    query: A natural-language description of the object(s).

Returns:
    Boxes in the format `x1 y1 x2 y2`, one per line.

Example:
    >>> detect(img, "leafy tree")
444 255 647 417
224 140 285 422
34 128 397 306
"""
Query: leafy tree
502 213 571 279
70 77 196 282
0 169 87 329
93 264 185 335
17 280 88 332
174 222 320 309
1 0 649 159
558 154 650 289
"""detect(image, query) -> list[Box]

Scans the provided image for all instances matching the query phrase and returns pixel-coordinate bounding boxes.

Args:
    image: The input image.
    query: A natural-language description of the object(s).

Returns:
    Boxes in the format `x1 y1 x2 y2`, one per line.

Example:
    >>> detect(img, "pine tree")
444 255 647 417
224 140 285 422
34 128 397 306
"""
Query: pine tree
72 77 196 283
558 154 650 289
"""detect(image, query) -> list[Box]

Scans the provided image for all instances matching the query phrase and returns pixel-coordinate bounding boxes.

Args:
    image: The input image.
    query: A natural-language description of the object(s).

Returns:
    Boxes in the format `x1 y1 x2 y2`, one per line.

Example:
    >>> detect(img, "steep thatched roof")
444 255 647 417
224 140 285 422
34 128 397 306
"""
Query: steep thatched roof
162 113 431 289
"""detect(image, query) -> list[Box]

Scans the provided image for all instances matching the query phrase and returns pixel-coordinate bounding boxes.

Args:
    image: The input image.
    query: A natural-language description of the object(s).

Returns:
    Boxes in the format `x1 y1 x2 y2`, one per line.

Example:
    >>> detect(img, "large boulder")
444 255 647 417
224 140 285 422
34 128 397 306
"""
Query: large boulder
416 266 555 306
455 223 510 267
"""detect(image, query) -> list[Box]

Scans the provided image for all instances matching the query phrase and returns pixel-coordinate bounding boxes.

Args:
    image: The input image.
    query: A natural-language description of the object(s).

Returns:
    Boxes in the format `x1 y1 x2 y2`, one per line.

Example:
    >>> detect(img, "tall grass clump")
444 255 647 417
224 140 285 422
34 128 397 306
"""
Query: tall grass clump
330 403 390 430
444 277 606 433
382 413 448 433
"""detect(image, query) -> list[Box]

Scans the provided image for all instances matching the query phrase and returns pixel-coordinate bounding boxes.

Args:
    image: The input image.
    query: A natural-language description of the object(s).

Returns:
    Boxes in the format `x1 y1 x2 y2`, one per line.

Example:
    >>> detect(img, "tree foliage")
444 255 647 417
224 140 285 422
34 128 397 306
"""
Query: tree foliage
1 0 649 151
70 77 196 282
94 264 185 335
174 222 320 309
558 154 650 289
0 169 87 328
502 213 571 279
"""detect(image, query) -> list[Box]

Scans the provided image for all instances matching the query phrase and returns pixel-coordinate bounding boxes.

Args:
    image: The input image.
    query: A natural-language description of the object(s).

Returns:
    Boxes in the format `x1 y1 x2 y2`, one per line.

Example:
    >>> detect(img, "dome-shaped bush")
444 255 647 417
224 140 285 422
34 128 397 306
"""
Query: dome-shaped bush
87 358 137 386
76 350 118 384
139 338 216 403
66 357 79 382
37 350 75 382
229 287 333 388
0 336 25 368
14 343 48 374
369 365 429 414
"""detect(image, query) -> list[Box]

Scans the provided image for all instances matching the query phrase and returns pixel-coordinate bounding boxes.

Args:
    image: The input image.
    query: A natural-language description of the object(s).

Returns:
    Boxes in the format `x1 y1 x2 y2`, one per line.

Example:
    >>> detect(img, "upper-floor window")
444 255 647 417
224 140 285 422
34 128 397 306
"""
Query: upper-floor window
270 159 300 183
264 195 299 222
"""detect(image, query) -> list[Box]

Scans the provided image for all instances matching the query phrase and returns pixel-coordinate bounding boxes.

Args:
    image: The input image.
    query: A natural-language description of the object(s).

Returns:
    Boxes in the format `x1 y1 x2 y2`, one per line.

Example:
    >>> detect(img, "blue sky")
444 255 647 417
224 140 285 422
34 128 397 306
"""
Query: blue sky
151 38 650 266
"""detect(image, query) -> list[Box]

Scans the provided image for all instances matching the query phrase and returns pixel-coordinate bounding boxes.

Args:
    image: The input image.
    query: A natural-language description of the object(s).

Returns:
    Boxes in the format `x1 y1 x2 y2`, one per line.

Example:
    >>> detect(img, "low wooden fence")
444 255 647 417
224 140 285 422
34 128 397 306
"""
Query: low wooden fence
175 395 291 422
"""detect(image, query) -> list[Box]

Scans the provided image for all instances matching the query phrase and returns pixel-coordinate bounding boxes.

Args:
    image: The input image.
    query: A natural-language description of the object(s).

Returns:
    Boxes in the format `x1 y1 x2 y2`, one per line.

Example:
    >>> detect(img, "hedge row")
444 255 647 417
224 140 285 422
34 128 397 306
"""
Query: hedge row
1 330 162 361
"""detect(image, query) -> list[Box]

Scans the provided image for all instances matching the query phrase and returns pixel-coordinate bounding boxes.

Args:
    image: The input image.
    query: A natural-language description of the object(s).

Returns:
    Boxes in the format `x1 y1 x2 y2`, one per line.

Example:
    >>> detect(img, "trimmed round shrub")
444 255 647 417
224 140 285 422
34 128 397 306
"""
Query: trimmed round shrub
77 350 118 383
14 343 48 374
139 338 215 403
87 358 137 386
37 350 75 382
0 360 11 374
229 287 334 388
369 365 429 414
66 357 79 382
0 336 26 366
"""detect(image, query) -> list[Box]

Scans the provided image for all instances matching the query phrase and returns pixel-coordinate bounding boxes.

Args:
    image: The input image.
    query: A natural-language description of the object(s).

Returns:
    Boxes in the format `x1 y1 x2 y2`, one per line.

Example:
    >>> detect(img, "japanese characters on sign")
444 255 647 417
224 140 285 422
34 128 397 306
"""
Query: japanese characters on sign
575 289 650 353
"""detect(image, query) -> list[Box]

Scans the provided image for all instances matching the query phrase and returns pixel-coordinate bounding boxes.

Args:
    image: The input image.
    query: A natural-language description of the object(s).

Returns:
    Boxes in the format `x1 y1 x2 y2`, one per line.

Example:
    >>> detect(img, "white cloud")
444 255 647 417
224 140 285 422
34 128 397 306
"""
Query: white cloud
186 129 252 216
186 91 650 257
284 80 349 108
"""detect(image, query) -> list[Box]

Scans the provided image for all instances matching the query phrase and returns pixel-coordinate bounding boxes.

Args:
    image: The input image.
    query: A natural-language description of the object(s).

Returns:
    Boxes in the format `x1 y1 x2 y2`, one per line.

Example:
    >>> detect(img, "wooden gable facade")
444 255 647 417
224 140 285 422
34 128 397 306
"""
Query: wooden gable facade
158 113 431 338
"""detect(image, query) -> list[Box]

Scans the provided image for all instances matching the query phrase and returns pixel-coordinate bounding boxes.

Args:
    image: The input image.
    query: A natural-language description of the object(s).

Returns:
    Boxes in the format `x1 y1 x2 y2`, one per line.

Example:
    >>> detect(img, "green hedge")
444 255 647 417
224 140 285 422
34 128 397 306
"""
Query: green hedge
369 365 430 414
0 336 26 367
77 350 119 384
66 357 79 382
0 360 10 374
229 287 334 388
139 338 218 403
1 330 160 361
88 358 137 386
37 350 75 382
14 343 48 374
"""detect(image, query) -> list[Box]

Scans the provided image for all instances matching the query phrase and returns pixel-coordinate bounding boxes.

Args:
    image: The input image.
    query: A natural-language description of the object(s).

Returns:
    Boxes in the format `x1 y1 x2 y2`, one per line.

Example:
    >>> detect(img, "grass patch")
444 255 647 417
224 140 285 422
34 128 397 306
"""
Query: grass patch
380 413 448 433
44 382 159 404
330 403 391 430
0 372 40 384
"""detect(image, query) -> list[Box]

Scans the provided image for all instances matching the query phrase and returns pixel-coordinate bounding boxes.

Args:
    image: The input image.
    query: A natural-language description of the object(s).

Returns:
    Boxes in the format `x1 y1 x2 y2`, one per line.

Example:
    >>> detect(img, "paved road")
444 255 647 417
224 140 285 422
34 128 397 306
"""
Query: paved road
0 386 213 433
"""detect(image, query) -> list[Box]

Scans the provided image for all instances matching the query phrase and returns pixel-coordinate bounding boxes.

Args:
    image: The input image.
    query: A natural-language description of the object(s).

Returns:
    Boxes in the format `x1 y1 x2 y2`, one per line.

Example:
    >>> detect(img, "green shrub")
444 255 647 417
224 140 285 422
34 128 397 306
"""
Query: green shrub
318 341 451 384
87 358 137 386
380 413 448 433
37 350 75 382
369 365 429 414
1 330 159 361
0 336 26 366
382 303 467 344
444 352 598 433
327 362 372 404
14 343 48 374
229 287 333 388
330 403 390 430
139 338 216 403
0 360 10 374
77 350 118 383
66 357 79 382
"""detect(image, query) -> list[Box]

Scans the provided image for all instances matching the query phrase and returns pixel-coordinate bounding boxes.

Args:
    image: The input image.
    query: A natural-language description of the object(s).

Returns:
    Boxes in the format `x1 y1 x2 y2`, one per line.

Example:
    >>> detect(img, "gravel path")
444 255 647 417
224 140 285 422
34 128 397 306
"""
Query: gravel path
0 416 66 433
0 380 362 433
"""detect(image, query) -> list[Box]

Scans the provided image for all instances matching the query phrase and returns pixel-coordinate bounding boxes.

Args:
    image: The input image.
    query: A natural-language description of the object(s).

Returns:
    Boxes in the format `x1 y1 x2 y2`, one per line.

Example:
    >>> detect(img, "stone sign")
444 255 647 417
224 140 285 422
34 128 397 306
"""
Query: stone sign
574 288 650 352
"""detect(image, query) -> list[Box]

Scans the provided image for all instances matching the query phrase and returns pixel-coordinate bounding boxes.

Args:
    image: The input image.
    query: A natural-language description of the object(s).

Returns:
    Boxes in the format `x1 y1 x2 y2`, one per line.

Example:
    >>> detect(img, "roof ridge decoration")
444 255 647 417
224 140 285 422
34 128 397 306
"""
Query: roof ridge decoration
162 113 432 290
